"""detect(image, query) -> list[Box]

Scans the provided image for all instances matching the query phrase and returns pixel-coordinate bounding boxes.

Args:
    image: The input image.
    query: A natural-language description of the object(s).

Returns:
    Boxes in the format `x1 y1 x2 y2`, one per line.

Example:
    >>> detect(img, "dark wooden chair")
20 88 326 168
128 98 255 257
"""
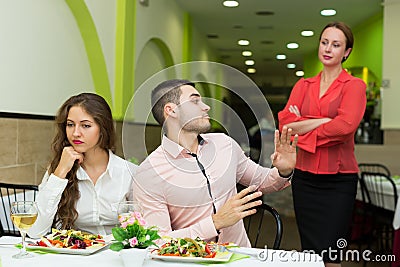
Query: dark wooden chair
359 172 398 253
0 182 38 236
243 203 283 249
358 163 391 177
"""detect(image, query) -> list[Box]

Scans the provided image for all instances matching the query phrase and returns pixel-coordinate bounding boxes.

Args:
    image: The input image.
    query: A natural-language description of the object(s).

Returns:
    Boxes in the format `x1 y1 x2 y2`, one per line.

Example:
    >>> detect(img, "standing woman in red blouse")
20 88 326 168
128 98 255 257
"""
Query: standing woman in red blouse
278 21 366 267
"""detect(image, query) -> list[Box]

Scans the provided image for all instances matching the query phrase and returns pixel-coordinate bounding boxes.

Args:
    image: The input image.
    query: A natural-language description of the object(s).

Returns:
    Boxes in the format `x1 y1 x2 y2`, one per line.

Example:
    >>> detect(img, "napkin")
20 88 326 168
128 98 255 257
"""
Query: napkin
201 253 250 265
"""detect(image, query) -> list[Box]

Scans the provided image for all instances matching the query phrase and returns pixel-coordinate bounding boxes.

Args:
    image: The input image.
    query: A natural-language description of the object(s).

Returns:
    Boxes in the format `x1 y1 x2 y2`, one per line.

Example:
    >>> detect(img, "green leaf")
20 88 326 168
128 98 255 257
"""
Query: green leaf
109 242 124 251
112 227 129 241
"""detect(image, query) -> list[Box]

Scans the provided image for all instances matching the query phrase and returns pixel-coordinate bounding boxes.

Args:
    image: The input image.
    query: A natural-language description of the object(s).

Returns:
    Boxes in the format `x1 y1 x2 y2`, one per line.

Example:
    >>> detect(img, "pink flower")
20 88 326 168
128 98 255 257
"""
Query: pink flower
134 211 143 219
127 216 136 225
137 218 146 226
129 237 138 247
121 221 128 228
119 214 129 223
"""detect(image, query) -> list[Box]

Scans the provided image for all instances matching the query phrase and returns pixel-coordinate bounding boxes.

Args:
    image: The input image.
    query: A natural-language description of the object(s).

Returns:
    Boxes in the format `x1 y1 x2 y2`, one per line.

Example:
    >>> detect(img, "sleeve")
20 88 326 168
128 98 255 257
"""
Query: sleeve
233 136 290 193
278 78 307 130
132 163 218 242
316 79 367 146
27 172 68 238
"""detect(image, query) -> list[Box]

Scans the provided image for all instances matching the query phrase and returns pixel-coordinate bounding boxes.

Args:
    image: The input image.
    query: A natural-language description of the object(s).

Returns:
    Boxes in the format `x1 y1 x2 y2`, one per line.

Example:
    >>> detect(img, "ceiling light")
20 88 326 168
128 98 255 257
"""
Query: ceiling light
242 51 252 56
223 1 239 7
247 68 256 74
287 43 299 49
238 39 250 46
276 54 286 60
245 60 255 66
301 30 314 37
320 9 336 16
287 63 296 69
296 70 305 77
255 11 274 16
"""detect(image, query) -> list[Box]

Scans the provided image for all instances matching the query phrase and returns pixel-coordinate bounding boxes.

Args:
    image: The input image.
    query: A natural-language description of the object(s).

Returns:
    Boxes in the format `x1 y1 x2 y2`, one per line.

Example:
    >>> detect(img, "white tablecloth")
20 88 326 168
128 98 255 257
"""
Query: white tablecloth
0 236 324 267
356 176 400 211
393 197 400 230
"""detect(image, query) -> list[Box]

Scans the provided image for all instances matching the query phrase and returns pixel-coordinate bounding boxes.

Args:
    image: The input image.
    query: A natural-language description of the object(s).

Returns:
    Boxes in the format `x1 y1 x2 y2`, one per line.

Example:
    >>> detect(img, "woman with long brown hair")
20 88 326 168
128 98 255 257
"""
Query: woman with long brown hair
28 93 137 237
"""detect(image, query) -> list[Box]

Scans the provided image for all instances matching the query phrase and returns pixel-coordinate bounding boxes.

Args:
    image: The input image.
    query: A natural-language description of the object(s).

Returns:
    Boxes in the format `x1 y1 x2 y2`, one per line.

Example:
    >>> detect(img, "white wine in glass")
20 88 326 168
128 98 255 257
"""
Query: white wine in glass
10 201 38 259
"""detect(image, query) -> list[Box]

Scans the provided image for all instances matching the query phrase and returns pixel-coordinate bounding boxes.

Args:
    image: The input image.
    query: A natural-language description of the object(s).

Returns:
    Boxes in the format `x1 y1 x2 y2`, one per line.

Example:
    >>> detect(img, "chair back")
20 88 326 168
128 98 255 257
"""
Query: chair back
358 163 391 177
244 203 283 249
0 182 38 236
359 172 398 211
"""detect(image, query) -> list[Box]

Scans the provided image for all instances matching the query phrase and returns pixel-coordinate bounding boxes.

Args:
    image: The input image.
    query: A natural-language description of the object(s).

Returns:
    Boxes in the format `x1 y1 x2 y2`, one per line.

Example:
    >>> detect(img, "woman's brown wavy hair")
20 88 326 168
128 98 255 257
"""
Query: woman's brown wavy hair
49 93 115 229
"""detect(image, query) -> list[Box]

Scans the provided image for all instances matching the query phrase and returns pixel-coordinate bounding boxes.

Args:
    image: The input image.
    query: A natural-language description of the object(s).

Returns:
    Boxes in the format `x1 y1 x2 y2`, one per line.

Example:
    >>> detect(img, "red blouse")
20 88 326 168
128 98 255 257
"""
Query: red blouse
278 70 366 174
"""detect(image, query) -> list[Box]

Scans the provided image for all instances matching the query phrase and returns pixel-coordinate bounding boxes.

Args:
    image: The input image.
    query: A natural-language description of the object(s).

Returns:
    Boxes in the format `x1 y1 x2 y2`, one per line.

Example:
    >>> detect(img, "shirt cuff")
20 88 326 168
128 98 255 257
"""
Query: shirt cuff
278 169 294 180
198 216 219 239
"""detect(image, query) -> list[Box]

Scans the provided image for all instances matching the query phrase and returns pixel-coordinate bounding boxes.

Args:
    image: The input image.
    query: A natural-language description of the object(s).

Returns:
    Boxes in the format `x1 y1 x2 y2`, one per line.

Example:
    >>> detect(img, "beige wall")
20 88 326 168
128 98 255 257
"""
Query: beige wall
0 118 53 185
355 130 400 175
0 117 162 186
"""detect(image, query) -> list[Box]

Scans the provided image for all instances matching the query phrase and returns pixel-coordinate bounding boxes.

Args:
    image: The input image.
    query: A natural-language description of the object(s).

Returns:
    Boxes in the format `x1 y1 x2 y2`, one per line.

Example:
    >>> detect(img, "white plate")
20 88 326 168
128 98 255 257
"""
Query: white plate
27 243 109 255
150 250 233 263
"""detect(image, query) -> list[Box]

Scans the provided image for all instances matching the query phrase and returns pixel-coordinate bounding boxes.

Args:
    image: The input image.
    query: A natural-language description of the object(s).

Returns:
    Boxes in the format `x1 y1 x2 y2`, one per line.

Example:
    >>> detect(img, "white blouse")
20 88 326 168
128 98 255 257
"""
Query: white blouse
28 150 137 238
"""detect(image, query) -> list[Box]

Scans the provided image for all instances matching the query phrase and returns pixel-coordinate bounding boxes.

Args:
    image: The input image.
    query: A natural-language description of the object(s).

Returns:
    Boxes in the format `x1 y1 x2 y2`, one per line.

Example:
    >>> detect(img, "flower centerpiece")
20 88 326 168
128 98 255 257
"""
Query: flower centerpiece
109 211 160 251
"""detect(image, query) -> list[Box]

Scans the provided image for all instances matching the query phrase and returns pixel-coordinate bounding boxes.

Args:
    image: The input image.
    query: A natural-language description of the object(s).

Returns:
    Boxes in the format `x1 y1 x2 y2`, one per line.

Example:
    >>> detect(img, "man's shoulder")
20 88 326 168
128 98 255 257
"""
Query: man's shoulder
136 146 164 171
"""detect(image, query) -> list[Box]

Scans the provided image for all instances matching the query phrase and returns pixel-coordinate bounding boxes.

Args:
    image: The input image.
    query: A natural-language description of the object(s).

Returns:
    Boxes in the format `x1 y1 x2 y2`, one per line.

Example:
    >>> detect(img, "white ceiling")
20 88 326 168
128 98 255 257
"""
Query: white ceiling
174 0 383 87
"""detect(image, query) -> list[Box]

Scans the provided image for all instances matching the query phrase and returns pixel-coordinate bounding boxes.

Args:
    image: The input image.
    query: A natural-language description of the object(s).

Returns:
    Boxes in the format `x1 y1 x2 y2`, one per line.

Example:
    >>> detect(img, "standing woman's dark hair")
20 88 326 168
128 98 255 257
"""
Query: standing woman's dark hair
319 21 354 62
49 93 115 229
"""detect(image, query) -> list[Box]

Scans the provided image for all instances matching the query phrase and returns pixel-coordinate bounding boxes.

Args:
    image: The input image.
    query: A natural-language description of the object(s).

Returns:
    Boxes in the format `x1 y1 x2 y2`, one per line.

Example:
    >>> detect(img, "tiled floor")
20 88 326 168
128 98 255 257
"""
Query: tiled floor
245 213 393 266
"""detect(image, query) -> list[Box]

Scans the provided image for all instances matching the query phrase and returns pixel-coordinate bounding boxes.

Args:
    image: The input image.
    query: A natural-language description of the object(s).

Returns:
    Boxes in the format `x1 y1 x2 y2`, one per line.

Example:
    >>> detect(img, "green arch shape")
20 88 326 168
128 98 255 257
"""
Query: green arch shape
65 0 112 107
147 38 174 70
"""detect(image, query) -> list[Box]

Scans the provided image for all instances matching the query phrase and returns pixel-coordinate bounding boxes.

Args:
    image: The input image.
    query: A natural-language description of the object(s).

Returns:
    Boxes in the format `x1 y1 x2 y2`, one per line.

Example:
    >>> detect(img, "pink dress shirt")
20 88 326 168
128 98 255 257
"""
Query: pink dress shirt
133 133 290 247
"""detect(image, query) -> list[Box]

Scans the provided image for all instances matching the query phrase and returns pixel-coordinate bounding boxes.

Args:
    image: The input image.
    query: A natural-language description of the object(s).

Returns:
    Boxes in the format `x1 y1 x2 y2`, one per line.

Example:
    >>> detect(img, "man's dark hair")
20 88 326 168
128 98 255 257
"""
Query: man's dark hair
151 79 195 125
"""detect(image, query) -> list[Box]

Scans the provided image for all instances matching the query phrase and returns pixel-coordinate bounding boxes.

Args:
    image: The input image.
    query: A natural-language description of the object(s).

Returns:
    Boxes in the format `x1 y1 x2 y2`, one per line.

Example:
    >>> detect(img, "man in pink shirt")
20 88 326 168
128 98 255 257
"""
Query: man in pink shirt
133 79 298 247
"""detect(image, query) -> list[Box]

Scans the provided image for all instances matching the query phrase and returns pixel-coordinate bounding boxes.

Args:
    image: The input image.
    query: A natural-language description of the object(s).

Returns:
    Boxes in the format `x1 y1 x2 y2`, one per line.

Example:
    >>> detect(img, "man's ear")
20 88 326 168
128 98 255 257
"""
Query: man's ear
164 103 177 118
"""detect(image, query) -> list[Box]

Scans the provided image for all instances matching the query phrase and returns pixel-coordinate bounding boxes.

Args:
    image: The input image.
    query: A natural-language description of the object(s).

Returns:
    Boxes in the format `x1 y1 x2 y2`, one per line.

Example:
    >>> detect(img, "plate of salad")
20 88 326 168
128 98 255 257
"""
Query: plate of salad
27 229 110 255
150 237 233 263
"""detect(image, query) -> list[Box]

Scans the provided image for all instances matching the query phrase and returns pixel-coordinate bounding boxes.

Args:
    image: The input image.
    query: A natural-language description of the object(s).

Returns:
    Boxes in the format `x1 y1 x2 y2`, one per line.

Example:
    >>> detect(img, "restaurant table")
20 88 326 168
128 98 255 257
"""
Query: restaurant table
356 175 400 211
0 236 324 267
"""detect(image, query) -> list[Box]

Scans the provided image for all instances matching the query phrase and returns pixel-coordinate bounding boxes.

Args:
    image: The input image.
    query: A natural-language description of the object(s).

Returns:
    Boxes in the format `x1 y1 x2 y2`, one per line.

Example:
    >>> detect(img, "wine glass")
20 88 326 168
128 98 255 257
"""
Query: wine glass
117 201 143 220
10 201 38 259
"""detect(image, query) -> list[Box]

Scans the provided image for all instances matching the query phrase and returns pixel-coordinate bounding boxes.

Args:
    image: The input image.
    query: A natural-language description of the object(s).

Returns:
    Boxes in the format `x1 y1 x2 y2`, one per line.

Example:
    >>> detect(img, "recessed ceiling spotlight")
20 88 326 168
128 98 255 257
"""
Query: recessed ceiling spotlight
276 54 286 60
296 70 305 77
320 9 336 16
245 60 255 66
242 51 252 56
287 63 296 69
287 43 299 49
301 30 314 37
255 11 274 16
247 68 256 74
207 34 219 39
223 1 239 7
238 39 250 46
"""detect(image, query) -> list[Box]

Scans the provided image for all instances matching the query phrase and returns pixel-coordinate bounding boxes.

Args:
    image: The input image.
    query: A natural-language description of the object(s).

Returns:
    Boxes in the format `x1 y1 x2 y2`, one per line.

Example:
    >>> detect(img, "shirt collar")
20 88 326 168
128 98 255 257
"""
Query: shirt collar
307 69 351 83
161 134 207 158
76 149 112 180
